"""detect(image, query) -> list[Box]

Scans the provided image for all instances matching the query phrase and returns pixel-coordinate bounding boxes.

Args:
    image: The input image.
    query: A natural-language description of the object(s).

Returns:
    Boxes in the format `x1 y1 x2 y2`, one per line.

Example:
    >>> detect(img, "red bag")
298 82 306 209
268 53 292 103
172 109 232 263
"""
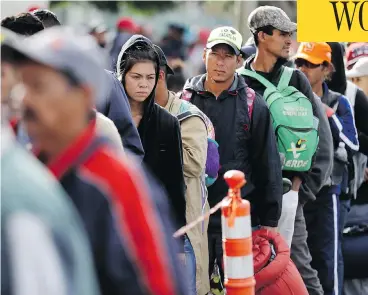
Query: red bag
253 229 308 295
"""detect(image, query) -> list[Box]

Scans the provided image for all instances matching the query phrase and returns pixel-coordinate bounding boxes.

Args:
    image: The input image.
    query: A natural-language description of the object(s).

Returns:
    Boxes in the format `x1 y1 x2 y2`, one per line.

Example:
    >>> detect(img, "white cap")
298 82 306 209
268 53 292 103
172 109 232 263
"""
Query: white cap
346 57 368 78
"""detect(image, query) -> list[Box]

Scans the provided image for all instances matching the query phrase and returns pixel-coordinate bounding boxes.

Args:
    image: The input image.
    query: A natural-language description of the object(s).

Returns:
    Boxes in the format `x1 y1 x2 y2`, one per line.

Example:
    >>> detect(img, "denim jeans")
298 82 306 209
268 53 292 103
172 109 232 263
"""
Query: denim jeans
184 236 196 295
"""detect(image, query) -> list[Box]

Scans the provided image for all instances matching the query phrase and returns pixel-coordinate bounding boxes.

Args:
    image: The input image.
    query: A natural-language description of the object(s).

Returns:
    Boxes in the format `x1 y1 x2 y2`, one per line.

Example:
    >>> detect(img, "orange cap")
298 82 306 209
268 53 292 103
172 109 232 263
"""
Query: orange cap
294 42 332 65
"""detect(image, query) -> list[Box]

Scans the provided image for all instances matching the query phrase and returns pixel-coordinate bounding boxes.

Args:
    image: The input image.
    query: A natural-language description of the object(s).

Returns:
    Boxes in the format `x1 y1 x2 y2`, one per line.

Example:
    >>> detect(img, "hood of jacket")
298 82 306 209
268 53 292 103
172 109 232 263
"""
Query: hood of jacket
326 42 347 94
116 34 160 138
183 72 247 95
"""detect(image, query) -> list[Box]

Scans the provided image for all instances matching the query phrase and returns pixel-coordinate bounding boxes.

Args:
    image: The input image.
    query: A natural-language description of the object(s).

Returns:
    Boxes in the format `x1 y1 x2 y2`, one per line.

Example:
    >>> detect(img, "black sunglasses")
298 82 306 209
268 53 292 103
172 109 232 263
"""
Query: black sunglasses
295 59 322 69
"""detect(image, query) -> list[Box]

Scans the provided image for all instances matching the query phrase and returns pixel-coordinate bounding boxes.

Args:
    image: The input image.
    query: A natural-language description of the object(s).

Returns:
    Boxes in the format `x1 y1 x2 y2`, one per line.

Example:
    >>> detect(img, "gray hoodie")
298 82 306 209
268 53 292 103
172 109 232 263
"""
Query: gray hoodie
299 94 334 203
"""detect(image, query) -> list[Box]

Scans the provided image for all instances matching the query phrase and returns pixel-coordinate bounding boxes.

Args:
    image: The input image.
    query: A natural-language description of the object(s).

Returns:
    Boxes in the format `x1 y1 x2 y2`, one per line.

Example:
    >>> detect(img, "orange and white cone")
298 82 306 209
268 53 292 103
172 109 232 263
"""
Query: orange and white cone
222 170 255 295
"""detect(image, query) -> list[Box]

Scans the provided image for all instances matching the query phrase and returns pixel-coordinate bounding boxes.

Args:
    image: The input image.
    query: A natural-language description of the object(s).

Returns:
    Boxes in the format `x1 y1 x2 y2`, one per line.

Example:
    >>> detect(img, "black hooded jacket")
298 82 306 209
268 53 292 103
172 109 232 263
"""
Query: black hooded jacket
183 74 283 230
117 35 186 234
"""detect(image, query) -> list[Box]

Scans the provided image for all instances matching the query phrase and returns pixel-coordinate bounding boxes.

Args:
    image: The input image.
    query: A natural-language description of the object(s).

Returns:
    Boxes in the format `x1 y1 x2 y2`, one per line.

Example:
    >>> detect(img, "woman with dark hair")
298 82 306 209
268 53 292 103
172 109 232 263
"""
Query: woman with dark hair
116 35 186 243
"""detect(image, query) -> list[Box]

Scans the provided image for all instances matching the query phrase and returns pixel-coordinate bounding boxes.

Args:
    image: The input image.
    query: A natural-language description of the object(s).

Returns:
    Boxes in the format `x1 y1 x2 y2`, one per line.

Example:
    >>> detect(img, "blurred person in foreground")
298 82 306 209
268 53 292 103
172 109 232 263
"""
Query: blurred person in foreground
1 27 99 295
154 44 211 295
295 42 359 295
182 26 283 283
2 12 126 153
4 26 187 295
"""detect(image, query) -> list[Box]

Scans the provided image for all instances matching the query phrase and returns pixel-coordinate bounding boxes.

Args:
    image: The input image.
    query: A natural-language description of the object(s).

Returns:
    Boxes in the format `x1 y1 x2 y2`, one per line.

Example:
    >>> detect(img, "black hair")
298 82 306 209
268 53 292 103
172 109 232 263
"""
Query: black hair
326 42 347 94
167 71 185 93
118 42 158 85
252 25 275 46
33 9 60 28
159 66 170 84
1 13 44 36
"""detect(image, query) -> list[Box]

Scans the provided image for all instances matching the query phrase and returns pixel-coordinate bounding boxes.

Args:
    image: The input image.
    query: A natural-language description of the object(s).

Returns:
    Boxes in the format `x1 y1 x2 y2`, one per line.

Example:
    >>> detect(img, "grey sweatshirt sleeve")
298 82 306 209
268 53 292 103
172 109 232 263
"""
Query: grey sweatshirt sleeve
299 94 334 203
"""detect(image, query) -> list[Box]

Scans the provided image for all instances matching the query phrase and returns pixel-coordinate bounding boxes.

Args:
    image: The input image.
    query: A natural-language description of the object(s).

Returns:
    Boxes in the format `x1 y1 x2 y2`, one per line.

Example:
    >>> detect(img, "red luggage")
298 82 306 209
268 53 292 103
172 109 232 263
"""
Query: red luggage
252 229 308 295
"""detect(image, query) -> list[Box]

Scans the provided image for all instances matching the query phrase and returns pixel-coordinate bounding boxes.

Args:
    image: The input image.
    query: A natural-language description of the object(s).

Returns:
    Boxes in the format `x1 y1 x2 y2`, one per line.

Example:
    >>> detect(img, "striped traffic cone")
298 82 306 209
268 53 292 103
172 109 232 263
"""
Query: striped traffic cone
222 170 255 295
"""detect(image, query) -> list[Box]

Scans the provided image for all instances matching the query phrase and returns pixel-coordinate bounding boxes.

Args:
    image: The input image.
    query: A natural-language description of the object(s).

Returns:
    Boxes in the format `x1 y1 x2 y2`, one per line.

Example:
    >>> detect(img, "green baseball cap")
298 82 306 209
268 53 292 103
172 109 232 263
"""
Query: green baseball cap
206 26 243 55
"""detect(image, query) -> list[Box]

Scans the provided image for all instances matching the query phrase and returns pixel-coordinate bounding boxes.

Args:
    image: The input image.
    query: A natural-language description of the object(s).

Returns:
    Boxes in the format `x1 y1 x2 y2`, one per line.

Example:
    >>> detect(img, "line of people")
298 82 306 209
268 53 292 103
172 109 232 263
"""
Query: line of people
1 5 368 295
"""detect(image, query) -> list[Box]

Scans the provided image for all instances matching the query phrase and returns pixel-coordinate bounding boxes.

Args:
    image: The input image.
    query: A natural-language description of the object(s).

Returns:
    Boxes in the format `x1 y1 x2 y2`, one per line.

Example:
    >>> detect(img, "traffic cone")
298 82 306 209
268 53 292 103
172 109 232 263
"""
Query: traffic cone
222 170 255 295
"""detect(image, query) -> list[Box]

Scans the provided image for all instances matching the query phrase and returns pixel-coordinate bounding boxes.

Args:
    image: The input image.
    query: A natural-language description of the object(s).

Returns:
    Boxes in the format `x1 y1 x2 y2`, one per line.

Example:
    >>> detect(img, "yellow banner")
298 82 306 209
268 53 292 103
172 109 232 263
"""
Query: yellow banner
297 0 368 42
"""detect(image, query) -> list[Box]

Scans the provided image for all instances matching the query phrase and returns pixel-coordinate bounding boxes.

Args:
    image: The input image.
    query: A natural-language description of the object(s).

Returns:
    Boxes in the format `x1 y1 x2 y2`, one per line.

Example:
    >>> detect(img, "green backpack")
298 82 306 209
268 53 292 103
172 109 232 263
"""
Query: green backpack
237 66 319 172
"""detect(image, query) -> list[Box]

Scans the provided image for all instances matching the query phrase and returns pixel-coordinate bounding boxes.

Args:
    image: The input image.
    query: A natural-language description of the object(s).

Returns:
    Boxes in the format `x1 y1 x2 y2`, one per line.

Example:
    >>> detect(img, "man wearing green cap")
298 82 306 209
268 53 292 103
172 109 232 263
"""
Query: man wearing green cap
181 26 283 283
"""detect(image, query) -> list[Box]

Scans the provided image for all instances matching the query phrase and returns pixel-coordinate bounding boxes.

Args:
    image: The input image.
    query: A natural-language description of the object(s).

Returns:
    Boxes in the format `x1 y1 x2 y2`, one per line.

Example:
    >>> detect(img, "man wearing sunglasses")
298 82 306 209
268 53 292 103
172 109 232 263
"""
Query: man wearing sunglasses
295 42 359 295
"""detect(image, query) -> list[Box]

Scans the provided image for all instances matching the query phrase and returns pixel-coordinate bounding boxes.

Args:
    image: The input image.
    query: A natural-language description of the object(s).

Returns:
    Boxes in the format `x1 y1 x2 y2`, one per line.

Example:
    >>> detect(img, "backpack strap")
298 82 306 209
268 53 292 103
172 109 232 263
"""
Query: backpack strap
177 110 205 123
246 87 256 121
277 66 294 90
181 89 193 102
237 68 276 89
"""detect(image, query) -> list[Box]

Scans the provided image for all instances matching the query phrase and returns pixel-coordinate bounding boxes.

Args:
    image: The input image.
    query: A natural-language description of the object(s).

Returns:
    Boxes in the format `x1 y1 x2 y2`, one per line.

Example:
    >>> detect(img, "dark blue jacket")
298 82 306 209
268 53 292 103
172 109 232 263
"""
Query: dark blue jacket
97 70 144 161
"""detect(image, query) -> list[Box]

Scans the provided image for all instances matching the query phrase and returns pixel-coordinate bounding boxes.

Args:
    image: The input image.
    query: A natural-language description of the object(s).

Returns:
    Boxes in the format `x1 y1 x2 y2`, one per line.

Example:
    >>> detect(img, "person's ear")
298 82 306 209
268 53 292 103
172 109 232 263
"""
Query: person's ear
236 55 243 66
324 63 334 76
158 69 165 81
202 49 208 63
257 31 267 44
